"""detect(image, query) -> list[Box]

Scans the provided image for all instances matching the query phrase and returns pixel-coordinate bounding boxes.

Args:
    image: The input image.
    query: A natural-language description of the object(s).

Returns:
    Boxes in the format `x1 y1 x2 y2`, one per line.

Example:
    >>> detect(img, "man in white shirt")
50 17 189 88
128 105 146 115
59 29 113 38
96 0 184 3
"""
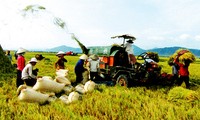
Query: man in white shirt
124 40 136 65
88 54 100 81
22 58 38 86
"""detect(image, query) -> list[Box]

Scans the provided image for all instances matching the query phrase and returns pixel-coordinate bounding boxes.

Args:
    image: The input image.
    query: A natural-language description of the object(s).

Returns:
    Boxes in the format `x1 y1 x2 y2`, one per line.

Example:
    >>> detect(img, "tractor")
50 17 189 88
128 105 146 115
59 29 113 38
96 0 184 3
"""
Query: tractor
89 34 164 87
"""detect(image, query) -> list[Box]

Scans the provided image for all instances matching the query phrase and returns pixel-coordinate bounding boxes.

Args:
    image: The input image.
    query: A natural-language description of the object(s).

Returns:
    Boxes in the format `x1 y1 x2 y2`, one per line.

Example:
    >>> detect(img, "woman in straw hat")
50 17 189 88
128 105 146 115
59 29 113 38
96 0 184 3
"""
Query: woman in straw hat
88 54 100 81
21 58 38 86
73 54 88 86
55 51 68 70
16 47 27 87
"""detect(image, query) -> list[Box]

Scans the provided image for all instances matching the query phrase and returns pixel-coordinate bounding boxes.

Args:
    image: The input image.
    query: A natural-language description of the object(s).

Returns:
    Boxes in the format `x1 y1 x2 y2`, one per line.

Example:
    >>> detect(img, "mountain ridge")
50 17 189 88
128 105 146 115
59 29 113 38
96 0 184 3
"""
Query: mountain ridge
44 45 200 57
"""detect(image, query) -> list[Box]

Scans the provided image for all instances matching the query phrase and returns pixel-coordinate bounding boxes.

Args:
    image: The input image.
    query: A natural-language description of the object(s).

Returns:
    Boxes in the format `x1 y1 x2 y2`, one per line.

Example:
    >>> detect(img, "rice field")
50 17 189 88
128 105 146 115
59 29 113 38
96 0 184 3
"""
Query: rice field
0 51 200 120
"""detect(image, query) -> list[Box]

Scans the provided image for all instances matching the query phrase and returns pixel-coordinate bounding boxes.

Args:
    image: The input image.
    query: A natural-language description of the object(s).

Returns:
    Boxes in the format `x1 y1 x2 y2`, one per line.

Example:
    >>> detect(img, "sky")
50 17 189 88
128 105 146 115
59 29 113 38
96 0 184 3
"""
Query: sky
1 0 200 50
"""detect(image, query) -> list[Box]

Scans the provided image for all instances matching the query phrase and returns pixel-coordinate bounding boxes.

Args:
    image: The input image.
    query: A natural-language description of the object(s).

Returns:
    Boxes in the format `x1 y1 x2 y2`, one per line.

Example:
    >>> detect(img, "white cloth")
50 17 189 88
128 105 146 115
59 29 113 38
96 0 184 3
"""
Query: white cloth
172 65 178 75
89 60 99 72
22 63 36 79
124 42 133 54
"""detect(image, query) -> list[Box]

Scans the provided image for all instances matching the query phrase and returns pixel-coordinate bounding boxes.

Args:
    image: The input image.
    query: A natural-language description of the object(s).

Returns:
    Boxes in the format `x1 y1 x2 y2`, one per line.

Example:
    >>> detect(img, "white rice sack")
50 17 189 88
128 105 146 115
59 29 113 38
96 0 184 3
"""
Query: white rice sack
68 91 80 103
75 84 86 94
84 80 96 93
33 78 65 93
55 76 71 85
42 76 54 81
17 85 32 96
59 95 70 104
63 85 74 94
18 88 49 104
56 69 69 77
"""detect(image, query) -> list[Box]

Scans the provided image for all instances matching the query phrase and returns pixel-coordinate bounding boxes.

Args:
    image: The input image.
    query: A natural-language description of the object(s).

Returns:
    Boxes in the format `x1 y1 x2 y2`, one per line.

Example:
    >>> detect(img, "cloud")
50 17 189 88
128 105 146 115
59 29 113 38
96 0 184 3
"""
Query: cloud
179 34 191 40
194 35 200 41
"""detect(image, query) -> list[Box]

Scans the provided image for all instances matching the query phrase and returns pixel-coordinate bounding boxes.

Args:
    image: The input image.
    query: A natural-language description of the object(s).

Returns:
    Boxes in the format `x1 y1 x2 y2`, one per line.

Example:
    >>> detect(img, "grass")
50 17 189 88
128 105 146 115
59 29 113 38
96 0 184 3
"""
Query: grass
0 51 200 120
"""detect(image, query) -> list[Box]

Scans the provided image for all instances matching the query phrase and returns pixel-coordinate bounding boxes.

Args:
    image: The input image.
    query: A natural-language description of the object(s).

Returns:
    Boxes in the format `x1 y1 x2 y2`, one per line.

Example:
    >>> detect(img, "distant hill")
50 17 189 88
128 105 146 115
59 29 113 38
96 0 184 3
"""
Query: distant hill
45 45 82 53
148 46 200 57
44 45 200 57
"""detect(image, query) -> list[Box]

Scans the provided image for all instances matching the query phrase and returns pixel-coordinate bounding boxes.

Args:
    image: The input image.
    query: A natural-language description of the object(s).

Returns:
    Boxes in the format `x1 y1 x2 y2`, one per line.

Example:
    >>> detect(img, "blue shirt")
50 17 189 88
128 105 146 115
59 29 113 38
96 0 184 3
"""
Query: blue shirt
75 59 85 73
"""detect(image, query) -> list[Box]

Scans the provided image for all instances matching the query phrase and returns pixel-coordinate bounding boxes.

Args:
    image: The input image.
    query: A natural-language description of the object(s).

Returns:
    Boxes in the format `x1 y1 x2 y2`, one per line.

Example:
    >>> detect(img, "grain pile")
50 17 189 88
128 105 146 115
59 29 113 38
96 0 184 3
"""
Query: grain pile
168 87 199 102
168 49 196 65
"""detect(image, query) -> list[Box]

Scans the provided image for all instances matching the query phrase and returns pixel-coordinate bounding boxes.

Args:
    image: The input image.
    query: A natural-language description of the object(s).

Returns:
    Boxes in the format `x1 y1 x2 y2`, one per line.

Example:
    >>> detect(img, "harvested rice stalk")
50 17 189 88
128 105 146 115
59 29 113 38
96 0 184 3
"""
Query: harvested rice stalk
168 87 199 102
168 49 196 65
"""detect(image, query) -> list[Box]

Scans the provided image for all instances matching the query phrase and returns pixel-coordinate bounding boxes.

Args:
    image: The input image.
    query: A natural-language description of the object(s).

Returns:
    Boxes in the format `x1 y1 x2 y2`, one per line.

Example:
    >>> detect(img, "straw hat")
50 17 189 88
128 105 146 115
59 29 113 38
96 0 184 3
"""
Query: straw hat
17 47 27 54
90 54 98 60
79 54 88 60
56 51 66 56
29 58 38 63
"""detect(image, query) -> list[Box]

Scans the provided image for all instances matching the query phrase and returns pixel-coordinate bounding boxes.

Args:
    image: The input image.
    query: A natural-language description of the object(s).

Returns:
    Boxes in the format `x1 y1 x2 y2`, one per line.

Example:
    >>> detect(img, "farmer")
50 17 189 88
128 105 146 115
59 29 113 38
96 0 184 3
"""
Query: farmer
124 39 136 65
21 58 38 87
73 54 88 86
174 56 190 89
16 48 27 87
87 54 100 81
5 50 12 62
55 51 67 70
170 62 179 85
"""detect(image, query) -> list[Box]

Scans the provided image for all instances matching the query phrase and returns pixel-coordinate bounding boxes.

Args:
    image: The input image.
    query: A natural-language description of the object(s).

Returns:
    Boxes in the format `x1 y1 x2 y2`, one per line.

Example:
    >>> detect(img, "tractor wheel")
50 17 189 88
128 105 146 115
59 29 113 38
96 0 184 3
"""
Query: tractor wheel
116 75 128 87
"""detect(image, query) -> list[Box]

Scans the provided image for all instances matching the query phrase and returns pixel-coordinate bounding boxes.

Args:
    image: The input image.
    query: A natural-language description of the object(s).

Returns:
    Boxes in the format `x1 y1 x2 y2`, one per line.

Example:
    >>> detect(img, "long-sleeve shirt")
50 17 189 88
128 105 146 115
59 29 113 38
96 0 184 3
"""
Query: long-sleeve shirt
17 55 25 71
75 59 85 73
55 57 67 69
21 63 36 79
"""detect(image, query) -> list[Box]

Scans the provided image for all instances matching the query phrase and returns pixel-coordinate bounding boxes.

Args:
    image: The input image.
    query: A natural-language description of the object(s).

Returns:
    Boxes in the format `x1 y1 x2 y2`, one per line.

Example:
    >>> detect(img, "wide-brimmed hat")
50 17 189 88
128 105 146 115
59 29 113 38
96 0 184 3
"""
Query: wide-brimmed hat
17 47 27 54
56 51 66 56
90 54 98 60
29 58 38 63
126 40 134 43
79 54 88 60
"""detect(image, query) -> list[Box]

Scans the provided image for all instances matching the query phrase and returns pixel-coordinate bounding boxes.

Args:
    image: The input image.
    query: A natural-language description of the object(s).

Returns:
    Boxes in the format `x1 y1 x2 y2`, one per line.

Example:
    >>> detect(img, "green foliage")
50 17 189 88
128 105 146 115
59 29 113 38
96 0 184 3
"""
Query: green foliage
0 45 15 74
0 52 200 119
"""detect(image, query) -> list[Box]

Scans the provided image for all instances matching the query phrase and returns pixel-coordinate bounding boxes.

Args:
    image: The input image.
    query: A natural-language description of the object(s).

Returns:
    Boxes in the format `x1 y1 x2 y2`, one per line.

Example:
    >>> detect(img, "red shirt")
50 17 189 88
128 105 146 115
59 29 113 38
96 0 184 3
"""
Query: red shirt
174 58 189 76
17 55 25 71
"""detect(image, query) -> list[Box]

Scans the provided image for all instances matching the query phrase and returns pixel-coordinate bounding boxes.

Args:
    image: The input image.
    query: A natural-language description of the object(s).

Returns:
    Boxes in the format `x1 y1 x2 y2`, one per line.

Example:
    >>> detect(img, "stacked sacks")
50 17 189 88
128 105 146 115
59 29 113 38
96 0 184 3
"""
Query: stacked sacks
59 92 80 104
55 69 71 86
17 70 96 105
168 49 196 65
59 81 96 105
75 80 96 94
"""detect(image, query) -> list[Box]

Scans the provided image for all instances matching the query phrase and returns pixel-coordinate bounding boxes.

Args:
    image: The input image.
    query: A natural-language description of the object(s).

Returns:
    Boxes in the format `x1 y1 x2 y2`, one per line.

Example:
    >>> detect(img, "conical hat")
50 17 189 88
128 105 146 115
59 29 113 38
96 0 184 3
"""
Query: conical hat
17 47 27 54
56 51 66 56
79 54 88 60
